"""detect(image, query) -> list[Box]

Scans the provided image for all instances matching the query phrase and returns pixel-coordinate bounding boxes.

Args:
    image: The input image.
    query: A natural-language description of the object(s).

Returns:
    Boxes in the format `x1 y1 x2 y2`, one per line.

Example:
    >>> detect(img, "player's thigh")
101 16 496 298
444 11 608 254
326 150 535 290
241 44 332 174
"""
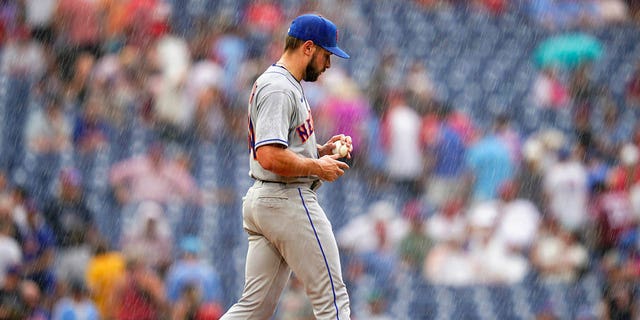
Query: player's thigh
279 189 344 293
237 234 292 312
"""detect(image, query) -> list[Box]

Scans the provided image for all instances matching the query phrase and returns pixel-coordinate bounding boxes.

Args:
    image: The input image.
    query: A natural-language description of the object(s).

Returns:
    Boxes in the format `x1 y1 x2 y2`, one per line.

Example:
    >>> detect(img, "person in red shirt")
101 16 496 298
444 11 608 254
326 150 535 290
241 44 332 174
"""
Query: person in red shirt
608 144 640 192
111 255 168 320
626 61 640 109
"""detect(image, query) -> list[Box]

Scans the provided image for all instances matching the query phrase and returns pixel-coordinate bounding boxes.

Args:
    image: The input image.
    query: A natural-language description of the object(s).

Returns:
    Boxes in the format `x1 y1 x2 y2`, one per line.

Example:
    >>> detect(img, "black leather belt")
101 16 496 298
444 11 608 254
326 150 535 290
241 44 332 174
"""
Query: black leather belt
255 179 321 191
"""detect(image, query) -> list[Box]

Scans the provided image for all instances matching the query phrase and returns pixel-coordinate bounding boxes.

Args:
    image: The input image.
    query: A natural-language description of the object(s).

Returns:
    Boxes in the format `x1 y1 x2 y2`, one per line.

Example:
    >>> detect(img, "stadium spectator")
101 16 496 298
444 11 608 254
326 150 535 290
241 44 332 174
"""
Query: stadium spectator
338 200 408 255
98 0 131 52
123 0 170 50
543 146 589 232
423 233 476 286
189 57 233 144
464 120 515 203
18 201 56 296
84 240 125 319
0 1 21 40
358 290 394 320
338 201 406 296
110 254 169 320
51 279 99 320
607 143 640 192
242 0 284 57
63 52 96 106
380 90 425 200
367 53 402 117
422 103 468 208
11 186 31 232
405 60 436 113
0 264 28 319
53 0 102 82
43 167 96 284
275 275 314 320
148 25 193 143
210 21 248 97
601 279 639 319
531 66 570 125
525 0 602 29
591 181 637 255
0 195 20 242
21 280 49 320
516 137 546 210
72 96 112 155
471 0 508 15
569 63 599 117
0 25 46 80
493 180 541 252
120 201 173 274
316 69 372 163
24 93 71 156
109 141 199 206
0 217 21 288
597 0 631 23
398 199 433 271
276 275 315 320
592 99 632 164
494 114 522 166
172 282 223 320
463 182 536 284
426 197 467 243
24 0 56 45
530 216 588 283
165 236 222 306
627 61 640 109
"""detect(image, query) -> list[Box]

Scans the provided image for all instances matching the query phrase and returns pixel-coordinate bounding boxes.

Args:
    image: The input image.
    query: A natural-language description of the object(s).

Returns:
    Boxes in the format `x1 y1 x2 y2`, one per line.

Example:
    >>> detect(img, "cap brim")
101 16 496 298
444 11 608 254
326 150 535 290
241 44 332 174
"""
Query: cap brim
324 46 350 59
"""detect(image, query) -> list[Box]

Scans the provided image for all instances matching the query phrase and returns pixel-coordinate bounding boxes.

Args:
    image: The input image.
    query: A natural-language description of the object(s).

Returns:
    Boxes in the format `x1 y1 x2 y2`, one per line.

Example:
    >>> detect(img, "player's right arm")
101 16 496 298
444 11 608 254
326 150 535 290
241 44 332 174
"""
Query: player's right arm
256 144 348 182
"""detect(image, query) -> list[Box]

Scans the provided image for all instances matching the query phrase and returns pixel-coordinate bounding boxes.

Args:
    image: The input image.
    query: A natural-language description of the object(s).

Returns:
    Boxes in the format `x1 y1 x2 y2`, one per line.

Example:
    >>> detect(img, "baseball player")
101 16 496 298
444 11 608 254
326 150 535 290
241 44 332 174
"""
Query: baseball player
220 14 353 320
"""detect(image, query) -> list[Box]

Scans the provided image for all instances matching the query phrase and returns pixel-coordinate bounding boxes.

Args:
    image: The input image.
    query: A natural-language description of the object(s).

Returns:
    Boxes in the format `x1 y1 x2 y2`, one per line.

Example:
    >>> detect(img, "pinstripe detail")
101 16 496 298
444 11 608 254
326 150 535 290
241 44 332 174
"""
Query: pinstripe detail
298 188 340 320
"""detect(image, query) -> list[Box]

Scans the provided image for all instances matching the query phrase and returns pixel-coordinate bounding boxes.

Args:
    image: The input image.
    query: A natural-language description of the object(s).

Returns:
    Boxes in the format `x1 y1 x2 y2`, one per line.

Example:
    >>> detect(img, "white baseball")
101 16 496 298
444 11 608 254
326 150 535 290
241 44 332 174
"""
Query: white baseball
333 140 349 157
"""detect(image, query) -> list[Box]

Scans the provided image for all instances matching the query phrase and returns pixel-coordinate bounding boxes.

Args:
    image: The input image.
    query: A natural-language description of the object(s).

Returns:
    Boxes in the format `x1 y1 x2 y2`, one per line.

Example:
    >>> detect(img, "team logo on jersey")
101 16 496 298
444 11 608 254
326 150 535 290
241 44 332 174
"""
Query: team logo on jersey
296 113 315 143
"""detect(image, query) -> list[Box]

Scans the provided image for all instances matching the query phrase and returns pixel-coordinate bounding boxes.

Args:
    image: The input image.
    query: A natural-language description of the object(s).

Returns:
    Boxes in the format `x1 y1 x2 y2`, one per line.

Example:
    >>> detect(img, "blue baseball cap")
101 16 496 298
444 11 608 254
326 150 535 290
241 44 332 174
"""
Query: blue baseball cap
287 14 350 59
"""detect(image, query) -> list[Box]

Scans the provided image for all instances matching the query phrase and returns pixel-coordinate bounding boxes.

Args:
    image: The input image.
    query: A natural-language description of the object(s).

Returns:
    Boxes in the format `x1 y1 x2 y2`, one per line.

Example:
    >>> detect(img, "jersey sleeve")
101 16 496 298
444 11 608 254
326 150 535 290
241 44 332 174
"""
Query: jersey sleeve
254 91 294 149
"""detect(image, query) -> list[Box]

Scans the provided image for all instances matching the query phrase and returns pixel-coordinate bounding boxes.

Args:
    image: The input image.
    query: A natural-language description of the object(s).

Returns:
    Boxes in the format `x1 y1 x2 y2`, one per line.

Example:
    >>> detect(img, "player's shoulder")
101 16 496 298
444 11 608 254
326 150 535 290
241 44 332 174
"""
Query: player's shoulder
256 66 299 92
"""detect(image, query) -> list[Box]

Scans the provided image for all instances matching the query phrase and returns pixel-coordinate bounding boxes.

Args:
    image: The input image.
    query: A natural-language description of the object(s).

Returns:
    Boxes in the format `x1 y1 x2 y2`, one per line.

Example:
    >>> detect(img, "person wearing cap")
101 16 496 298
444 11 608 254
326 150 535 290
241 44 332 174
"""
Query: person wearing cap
222 14 352 320
166 236 223 319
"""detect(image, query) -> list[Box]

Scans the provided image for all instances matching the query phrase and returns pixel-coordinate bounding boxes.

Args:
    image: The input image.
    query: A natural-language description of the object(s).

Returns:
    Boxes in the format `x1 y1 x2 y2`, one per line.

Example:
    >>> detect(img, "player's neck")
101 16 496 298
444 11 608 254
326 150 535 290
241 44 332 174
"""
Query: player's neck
276 54 303 82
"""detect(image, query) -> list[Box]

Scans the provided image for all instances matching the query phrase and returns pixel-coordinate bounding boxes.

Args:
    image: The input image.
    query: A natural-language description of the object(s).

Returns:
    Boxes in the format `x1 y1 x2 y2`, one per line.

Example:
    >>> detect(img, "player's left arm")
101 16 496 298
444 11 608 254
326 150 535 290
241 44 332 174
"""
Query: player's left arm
318 134 353 158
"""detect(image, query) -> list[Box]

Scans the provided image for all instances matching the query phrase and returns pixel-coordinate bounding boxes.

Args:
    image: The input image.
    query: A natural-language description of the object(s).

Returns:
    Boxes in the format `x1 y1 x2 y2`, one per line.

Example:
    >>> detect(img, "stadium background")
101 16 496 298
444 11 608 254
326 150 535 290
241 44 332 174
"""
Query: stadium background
0 0 639 319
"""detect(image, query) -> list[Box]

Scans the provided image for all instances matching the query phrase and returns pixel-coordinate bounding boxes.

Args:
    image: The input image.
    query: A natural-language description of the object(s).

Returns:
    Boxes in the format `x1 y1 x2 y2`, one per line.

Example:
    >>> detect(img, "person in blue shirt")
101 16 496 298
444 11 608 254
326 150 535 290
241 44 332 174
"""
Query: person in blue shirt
465 119 515 202
51 280 99 320
165 236 222 307
425 104 467 209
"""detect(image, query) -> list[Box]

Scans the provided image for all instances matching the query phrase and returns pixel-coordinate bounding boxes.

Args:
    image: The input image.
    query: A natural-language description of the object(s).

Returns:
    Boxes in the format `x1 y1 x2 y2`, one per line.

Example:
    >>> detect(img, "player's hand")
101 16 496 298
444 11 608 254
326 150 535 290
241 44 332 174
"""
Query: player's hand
316 153 350 182
318 134 353 159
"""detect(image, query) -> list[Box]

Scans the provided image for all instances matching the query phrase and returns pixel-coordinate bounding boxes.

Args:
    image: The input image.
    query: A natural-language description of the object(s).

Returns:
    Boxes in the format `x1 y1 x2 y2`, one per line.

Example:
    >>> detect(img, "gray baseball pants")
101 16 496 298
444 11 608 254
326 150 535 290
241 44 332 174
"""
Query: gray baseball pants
221 180 351 320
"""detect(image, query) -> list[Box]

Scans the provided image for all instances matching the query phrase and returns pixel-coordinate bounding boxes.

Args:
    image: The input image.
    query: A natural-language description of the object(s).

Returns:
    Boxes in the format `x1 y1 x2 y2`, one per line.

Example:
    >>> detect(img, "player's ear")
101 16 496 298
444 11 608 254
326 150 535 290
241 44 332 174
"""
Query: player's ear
303 40 315 56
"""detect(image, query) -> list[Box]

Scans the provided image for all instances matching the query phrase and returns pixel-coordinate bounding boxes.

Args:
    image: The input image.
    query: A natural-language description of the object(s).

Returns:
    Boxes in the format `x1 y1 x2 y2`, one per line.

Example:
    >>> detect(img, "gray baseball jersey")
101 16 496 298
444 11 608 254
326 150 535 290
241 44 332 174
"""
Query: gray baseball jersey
248 64 318 184
221 64 351 320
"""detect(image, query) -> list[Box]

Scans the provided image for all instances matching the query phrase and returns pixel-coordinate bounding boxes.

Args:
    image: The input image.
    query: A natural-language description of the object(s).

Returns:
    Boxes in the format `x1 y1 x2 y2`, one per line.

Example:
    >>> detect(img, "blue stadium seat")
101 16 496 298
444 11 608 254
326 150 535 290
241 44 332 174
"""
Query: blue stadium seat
449 286 480 320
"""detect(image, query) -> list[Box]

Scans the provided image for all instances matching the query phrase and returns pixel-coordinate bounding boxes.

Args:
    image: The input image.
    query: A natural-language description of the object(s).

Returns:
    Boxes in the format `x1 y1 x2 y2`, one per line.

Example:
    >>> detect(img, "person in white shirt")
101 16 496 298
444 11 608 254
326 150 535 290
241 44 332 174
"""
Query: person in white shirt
543 147 589 232
381 90 424 200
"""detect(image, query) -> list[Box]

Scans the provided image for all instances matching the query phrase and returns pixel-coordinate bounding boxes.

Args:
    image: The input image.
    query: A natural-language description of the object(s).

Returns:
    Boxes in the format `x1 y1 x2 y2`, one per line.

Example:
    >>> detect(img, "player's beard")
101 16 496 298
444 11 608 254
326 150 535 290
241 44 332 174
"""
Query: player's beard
303 52 323 82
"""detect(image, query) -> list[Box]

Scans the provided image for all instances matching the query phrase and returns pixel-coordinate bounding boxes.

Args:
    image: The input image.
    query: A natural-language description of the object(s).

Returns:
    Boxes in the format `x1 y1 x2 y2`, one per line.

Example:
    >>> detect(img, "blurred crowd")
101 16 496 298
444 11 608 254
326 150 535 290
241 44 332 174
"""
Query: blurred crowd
0 0 638 319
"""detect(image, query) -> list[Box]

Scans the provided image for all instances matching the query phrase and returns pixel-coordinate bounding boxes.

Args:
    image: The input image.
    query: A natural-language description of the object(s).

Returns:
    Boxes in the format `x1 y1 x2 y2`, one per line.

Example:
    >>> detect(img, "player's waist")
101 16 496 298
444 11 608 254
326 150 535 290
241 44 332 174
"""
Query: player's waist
253 178 322 191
